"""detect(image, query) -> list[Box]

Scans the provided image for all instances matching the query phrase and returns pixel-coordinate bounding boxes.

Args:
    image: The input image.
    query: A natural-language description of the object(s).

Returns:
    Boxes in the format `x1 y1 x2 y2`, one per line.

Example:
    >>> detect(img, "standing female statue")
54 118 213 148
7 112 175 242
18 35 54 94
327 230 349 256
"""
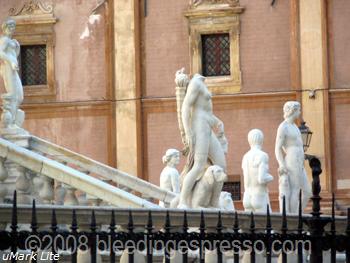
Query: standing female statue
0 18 24 129
175 70 227 209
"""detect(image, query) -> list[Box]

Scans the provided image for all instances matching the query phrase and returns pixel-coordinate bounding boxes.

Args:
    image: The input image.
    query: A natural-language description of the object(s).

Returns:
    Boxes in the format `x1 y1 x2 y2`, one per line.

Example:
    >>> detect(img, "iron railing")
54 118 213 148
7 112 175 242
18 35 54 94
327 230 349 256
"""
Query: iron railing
0 157 349 263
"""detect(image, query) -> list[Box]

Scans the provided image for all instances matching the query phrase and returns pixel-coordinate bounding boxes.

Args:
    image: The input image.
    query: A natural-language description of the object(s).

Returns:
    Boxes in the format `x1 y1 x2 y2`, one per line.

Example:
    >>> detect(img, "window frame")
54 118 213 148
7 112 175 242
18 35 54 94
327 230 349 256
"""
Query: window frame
185 3 244 94
14 22 56 99
9 0 57 101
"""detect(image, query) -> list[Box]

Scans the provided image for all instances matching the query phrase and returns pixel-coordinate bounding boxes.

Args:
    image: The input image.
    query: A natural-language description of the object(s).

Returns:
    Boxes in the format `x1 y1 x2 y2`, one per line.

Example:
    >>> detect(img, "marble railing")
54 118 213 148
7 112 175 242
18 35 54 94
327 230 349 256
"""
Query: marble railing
29 136 176 204
0 137 163 208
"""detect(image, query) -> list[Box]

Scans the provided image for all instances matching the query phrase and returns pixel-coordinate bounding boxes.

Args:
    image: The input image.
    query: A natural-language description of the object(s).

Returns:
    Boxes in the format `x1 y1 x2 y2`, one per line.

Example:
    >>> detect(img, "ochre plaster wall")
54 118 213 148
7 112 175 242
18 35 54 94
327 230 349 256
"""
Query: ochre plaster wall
25 113 109 163
143 0 190 98
143 0 291 98
239 0 291 92
0 0 108 101
330 91 350 193
329 0 350 89
0 0 111 164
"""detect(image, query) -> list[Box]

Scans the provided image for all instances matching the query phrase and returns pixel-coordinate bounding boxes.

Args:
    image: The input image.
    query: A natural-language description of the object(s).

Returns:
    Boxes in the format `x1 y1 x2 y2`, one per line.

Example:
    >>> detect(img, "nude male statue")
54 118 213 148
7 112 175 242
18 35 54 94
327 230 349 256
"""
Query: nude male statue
275 101 312 213
242 129 273 213
177 73 226 209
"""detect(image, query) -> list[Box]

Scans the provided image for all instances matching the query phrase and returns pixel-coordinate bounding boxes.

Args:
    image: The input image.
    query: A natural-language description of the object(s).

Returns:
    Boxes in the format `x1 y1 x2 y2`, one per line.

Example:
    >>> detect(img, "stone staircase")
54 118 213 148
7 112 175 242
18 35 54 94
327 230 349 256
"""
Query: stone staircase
0 134 176 208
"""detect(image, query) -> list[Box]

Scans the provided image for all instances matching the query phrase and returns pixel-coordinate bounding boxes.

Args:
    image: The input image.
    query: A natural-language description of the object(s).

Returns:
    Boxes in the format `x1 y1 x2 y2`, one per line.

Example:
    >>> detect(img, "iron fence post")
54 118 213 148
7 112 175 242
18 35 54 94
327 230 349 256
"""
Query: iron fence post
304 156 331 263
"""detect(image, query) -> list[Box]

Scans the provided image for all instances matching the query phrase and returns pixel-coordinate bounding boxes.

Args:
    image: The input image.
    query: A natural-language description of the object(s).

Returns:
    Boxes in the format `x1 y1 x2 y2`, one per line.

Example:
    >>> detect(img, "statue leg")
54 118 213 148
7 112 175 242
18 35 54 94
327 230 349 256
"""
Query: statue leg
178 154 207 208
208 133 226 171
289 172 302 213
301 168 312 211
208 135 227 208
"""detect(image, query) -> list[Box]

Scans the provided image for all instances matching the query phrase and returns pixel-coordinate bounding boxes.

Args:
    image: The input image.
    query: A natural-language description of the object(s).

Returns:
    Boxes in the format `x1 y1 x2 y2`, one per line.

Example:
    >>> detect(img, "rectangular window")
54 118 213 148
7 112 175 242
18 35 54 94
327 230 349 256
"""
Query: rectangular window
223 181 241 201
201 33 231 77
20 45 47 86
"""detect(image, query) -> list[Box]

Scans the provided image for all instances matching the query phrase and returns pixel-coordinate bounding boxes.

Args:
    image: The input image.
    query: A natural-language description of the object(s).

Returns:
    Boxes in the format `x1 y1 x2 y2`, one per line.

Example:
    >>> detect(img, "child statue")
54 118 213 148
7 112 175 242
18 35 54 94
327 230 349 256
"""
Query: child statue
159 149 180 207
242 129 273 213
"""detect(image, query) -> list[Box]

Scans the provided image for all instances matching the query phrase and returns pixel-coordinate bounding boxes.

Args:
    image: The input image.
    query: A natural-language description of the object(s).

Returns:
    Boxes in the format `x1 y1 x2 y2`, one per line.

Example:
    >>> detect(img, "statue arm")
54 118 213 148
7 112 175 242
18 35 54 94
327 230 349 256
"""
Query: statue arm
242 155 249 190
275 124 287 173
0 38 11 64
258 154 273 184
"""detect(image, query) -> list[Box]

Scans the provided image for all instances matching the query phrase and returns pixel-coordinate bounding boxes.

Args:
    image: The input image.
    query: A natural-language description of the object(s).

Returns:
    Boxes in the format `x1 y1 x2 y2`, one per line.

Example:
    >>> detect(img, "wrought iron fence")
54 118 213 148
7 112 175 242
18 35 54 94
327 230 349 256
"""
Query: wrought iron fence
0 157 349 263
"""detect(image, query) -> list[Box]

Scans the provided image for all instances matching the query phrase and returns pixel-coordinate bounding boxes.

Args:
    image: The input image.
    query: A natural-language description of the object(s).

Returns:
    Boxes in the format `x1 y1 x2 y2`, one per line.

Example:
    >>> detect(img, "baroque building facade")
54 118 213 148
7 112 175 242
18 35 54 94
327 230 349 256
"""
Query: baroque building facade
0 0 349 211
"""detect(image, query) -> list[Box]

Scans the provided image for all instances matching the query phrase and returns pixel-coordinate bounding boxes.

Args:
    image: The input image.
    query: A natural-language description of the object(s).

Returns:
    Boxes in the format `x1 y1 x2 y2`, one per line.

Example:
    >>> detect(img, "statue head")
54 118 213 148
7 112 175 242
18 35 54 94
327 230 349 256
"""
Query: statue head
162 148 180 166
283 101 301 120
1 18 16 36
248 129 264 148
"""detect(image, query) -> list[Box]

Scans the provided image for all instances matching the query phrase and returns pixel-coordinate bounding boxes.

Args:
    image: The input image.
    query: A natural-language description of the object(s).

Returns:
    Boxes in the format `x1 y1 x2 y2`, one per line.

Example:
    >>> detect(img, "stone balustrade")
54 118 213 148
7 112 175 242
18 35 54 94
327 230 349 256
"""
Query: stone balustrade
0 137 159 208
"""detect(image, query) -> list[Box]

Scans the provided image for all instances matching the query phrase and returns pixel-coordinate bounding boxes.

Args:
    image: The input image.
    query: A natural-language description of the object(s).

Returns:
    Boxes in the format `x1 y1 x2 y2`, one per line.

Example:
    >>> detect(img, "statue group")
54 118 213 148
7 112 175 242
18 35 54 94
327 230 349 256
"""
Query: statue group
0 20 312 214
159 68 312 214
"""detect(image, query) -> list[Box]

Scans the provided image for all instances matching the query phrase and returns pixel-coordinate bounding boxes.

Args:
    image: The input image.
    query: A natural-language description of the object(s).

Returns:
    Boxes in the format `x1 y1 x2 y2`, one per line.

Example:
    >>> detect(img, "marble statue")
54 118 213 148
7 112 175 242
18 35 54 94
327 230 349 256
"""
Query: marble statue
219 191 235 211
0 18 25 132
175 69 227 209
159 148 181 207
242 129 273 213
278 171 290 212
191 165 227 209
275 101 312 213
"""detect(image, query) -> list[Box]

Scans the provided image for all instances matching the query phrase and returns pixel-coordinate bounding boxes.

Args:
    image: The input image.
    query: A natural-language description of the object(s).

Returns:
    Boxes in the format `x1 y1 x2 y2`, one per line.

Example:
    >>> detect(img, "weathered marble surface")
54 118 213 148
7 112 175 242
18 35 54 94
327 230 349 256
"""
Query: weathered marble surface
159 148 180 207
0 18 26 134
275 101 312 213
191 165 227 209
175 69 227 209
242 129 273 213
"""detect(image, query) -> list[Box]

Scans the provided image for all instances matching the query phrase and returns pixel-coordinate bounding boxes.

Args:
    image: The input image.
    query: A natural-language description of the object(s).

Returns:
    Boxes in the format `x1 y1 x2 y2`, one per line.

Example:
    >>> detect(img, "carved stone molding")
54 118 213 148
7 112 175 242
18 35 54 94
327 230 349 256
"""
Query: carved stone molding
9 0 53 16
9 1 56 25
189 0 240 9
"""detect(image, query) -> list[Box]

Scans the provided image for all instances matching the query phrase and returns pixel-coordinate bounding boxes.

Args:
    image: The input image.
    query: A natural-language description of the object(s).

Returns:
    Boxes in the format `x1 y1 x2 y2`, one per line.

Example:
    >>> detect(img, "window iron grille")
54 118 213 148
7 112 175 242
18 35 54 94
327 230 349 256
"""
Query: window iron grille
223 181 241 201
20 45 47 86
201 33 230 77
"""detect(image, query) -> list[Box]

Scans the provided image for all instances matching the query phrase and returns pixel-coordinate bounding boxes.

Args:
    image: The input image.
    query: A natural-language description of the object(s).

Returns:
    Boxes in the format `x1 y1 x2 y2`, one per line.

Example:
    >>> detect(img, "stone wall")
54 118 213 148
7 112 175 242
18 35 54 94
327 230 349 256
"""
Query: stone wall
0 0 112 165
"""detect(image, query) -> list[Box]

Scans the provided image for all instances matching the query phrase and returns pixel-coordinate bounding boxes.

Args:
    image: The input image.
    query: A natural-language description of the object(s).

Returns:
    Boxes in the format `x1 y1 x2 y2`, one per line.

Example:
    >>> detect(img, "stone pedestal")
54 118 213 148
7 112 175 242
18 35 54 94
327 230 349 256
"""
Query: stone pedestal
0 158 9 203
64 185 79 205
0 131 31 204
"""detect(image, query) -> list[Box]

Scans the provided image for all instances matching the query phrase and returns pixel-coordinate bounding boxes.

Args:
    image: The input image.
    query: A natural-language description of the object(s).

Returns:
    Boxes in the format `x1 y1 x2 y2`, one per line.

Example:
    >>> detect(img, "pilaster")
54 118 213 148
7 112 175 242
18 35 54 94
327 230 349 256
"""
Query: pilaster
299 0 331 191
113 0 142 177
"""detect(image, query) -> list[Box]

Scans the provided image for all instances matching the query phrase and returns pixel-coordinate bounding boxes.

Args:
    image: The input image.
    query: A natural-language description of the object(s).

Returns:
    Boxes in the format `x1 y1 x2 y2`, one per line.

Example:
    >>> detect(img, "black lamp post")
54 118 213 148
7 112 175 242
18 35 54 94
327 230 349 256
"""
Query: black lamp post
299 120 313 154
298 120 330 263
